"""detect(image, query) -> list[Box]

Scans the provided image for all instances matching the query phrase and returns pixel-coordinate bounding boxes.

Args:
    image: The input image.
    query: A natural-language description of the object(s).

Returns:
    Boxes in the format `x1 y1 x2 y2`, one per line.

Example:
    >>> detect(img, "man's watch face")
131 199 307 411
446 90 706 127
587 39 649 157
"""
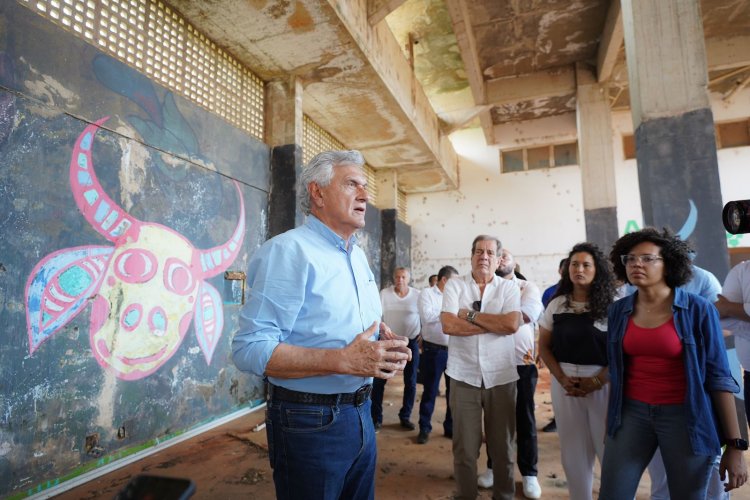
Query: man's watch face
727 438 749 450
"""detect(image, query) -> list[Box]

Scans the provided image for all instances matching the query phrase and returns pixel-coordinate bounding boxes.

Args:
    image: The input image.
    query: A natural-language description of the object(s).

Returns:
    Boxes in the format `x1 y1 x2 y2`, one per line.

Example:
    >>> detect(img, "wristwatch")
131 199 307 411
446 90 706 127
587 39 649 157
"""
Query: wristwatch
466 310 477 323
725 438 749 450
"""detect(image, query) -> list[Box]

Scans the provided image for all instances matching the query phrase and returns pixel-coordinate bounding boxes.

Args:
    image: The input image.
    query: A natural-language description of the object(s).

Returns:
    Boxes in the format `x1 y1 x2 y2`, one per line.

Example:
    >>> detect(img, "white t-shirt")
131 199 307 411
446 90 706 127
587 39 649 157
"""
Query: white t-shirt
419 285 449 346
380 286 421 340
720 261 750 368
509 275 543 366
442 273 521 388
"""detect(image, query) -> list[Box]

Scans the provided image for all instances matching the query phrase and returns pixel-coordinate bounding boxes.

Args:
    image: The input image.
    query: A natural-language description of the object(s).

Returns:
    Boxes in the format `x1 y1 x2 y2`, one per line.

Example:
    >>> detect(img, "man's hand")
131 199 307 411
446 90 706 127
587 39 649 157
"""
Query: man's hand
342 322 411 379
716 294 732 318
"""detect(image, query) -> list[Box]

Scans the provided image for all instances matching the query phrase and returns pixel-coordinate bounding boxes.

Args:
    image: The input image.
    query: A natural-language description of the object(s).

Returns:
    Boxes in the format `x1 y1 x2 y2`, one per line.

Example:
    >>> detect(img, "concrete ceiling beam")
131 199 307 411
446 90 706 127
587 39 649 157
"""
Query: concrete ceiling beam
485 66 576 106
367 0 408 26
706 35 750 71
491 112 578 150
327 0 458 191
445 0 494 143
596 0 624 83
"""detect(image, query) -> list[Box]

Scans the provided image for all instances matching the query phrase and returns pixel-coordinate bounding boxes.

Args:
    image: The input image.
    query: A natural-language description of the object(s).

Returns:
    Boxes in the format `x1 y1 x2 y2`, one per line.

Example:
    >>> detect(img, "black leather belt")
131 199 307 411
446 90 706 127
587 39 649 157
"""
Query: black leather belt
269 384 372 406
423 340 448 351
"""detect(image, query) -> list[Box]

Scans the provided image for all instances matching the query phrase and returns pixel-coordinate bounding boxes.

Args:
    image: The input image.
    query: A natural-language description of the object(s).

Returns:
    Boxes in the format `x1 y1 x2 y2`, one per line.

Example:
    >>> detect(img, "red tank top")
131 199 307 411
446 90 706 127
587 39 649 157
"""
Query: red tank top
623 317 686 404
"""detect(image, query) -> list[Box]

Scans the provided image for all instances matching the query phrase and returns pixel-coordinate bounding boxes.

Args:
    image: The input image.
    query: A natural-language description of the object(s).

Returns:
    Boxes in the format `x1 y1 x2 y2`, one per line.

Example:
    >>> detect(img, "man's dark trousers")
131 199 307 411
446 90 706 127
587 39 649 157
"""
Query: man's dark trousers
417 340 452 435
371 337 420 424
516 364 538 476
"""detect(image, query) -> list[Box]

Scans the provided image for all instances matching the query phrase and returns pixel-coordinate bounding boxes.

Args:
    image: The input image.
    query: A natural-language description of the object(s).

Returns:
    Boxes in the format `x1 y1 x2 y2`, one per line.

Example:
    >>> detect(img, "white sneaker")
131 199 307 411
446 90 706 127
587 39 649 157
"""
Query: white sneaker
522 476 542 499
477 469 493 489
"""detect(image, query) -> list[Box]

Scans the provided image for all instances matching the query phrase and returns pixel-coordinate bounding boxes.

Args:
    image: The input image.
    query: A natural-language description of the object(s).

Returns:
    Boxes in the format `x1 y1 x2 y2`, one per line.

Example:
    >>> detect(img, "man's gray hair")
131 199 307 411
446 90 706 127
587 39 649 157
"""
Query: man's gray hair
297 150 365 215
471 235 502 254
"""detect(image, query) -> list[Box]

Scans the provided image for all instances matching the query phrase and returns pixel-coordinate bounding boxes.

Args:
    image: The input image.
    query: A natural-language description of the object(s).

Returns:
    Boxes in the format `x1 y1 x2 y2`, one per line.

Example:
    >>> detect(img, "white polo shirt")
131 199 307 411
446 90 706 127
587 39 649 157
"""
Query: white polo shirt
442 273 521 388
720 261 750 368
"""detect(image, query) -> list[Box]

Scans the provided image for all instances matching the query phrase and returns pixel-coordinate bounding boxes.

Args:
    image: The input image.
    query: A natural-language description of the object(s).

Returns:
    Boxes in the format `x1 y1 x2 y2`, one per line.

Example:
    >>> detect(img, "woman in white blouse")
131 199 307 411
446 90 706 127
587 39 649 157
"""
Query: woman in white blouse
539 242 617 500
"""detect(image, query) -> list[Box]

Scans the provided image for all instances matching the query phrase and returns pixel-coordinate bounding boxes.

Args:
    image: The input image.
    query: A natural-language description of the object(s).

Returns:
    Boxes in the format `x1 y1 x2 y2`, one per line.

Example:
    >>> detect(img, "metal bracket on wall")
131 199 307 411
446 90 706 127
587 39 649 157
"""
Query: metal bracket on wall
224 271 246 305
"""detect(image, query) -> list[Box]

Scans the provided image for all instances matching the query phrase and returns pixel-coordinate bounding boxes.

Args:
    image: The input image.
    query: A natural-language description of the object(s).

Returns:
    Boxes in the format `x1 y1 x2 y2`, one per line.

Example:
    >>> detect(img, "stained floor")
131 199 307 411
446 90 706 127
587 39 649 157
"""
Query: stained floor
54 369 750 499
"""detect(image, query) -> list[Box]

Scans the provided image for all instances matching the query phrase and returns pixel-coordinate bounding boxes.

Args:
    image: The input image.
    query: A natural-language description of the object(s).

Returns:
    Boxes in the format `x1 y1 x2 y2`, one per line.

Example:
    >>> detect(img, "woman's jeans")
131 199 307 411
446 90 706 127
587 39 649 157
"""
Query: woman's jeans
266 397 376 500
599 399 713 500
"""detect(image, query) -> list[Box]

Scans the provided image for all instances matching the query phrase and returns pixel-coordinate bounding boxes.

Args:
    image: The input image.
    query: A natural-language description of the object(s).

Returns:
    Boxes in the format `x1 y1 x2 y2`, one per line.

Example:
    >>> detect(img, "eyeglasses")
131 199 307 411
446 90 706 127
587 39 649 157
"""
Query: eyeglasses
620 254 664 266
472 301 481 311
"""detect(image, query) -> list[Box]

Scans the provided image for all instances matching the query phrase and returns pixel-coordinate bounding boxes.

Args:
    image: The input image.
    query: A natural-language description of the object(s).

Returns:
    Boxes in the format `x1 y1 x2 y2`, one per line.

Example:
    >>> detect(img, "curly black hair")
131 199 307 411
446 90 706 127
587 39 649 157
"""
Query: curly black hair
609 227 693 289
552 242 617 320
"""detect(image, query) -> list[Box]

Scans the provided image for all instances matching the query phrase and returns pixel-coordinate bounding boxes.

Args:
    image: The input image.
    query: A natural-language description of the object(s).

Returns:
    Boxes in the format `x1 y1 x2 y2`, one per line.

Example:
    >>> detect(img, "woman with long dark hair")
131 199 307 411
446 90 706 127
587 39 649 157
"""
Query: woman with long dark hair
599 228 747 499
538 242 617 499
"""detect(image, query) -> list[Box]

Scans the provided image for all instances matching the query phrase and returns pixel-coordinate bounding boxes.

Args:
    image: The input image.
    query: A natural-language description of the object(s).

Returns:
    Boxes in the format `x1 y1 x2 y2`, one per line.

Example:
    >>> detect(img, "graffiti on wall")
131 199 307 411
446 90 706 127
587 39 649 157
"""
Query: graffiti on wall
25 118 246 380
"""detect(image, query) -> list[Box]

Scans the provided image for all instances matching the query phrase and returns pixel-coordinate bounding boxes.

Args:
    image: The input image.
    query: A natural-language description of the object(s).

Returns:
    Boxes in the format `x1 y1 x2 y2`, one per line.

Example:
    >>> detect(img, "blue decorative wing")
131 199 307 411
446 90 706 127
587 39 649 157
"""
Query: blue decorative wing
194 281 224 364
26 246 114 353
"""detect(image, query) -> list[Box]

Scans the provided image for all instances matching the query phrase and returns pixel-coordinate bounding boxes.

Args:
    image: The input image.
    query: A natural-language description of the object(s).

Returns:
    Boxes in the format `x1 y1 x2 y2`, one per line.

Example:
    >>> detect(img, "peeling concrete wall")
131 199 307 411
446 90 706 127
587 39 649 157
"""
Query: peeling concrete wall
0 3 272 496
408 90 750 291
0 2 409 495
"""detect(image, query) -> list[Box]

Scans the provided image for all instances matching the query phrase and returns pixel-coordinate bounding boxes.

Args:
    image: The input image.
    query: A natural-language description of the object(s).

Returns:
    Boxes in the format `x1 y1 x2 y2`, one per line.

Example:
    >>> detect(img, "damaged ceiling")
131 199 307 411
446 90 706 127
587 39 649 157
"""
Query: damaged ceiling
166 0 750 193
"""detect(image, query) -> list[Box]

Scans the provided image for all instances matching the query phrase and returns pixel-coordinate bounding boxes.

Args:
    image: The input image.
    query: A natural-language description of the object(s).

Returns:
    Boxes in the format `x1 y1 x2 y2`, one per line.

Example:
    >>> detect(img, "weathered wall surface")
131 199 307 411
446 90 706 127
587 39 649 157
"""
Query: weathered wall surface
409 91 750 291
0 3 270 496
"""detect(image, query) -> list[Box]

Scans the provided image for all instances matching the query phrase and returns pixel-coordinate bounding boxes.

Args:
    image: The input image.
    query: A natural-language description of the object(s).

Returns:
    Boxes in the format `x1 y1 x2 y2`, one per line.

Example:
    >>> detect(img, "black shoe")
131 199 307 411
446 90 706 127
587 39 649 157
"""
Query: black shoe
400 419 416 430
444 429 453 439
542 418 556 433
373 421 382 433
417 431 429 444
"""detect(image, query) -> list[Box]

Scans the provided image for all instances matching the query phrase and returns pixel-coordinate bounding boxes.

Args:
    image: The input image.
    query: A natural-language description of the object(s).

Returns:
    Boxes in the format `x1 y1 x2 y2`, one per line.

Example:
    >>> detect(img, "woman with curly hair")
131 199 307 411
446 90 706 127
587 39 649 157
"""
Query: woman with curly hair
599 228 747 499
539 242 617 500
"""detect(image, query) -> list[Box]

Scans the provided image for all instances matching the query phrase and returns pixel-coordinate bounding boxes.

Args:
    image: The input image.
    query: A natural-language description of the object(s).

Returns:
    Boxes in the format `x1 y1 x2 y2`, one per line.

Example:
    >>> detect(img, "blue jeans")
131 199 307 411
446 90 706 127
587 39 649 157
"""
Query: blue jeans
371 337 420 423
599 399 713 500
266 397 376 499
417 341 452 434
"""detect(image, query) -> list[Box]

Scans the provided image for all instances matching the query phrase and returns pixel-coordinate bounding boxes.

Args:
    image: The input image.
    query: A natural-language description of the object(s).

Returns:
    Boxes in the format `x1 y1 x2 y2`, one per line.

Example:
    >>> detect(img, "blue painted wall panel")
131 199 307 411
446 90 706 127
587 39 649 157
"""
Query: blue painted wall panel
0 2 268 496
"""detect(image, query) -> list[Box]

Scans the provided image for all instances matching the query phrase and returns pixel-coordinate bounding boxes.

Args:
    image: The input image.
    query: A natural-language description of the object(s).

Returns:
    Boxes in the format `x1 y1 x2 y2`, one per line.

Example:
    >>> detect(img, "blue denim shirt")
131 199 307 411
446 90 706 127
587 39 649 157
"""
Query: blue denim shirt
232 215 382 394
606 287 739 456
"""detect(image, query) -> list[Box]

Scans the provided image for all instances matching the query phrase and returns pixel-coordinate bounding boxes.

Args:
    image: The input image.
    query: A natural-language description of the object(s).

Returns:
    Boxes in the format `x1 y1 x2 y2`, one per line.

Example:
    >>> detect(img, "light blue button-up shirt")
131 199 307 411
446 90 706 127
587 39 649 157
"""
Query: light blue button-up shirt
232 215 382 394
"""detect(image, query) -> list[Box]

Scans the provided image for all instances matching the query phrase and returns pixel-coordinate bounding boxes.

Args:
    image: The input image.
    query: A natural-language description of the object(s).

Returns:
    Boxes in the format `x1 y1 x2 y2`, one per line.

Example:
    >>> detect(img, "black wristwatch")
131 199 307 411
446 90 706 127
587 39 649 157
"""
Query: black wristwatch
466 310 477 323
725 438 749 450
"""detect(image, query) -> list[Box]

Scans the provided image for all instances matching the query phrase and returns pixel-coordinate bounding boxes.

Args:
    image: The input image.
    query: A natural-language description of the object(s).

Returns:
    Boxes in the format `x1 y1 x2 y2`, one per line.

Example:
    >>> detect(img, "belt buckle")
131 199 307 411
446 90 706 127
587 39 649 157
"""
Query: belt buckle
354 385 371 406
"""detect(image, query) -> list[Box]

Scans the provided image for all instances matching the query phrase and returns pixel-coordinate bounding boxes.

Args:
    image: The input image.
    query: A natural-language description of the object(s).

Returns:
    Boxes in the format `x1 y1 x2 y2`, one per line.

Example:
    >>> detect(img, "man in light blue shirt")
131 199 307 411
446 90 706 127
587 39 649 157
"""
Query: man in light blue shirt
232 150 411 500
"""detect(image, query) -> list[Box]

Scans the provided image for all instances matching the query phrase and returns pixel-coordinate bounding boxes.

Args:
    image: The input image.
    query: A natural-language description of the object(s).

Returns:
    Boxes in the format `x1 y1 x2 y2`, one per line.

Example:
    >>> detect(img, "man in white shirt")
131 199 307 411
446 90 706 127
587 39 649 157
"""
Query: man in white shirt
476 249 543 499
417 265 459 444
441 235 522 500
716 261 750 434
371 267 422 430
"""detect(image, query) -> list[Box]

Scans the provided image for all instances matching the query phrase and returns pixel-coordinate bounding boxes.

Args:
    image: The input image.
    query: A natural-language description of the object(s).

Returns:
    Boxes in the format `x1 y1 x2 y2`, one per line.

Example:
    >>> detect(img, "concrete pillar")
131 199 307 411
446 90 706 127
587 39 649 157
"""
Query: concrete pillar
265 77 304 238
576 63 619 251
622 0 728 280
380 209 412 288
377 169 401 286
376 169 399 210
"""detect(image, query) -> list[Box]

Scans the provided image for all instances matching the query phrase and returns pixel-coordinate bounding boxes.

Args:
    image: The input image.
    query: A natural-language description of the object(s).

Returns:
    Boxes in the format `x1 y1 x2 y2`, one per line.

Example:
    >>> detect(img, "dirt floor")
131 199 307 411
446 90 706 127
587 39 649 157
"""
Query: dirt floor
54 368 750 499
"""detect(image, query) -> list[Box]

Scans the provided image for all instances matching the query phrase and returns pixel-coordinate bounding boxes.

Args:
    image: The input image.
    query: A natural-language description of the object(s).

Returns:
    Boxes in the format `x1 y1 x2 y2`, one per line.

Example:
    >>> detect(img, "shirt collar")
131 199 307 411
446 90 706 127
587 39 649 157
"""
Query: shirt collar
620 287 686 313
305 214 357 252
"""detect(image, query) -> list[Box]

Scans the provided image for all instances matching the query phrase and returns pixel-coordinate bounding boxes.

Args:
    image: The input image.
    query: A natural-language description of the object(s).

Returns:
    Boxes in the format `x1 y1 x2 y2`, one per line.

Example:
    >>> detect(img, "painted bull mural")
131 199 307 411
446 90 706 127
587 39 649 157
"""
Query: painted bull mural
25 117 245 380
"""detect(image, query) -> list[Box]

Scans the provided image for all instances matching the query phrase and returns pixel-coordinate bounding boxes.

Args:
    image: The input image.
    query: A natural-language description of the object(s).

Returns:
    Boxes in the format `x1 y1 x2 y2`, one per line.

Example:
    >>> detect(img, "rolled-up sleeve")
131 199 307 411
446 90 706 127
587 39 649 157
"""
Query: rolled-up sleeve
441 279 460 314
232 239 305 377
419 288 440 324
702 302 740 394
520 281 543 323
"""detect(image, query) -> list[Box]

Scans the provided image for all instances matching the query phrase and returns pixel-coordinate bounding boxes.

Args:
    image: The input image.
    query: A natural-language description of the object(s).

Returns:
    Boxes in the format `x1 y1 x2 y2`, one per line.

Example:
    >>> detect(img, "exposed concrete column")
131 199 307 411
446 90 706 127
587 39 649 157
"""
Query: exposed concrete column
576 63 618 250
622 0 728 279
265 77 304 238
376 169 401 286
376 168 399 210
